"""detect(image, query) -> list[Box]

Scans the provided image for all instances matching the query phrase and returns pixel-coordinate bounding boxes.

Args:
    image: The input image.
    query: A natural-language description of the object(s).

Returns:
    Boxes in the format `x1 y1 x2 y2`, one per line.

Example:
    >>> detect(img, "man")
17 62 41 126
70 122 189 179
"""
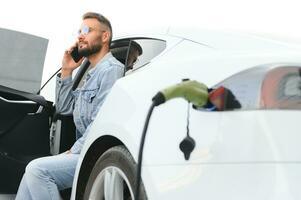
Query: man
15 12 124 200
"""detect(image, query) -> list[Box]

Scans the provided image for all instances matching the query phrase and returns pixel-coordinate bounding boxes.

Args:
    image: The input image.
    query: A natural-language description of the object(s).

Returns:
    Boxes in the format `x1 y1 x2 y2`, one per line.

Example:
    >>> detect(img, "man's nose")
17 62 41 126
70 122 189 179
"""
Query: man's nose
77 33 85 41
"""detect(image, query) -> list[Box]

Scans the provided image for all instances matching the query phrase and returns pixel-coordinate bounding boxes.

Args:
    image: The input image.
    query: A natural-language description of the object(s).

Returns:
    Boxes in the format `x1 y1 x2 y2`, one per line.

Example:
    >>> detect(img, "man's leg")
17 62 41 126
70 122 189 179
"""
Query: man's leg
15 153 79 200
15 174 32 200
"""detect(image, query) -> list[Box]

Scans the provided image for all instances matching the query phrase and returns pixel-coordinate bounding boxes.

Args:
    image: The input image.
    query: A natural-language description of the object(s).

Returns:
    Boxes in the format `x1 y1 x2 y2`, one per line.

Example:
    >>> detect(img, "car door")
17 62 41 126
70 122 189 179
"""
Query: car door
0 28 52 194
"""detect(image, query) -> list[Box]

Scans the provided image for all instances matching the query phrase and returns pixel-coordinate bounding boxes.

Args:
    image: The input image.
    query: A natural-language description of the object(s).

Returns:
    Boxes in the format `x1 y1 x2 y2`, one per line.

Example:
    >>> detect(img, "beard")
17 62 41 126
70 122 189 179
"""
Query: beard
78 42 102 57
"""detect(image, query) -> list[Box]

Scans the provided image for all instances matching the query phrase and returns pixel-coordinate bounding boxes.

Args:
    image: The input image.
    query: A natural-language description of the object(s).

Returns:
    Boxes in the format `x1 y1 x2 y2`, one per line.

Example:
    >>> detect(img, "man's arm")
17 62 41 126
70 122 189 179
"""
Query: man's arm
55 75 74 114
55 46 84 114
70 65 124 154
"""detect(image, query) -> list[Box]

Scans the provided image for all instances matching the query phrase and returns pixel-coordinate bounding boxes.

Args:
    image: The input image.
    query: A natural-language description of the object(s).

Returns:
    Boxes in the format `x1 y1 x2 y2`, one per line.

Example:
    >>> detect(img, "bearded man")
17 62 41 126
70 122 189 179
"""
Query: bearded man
15 12 124 200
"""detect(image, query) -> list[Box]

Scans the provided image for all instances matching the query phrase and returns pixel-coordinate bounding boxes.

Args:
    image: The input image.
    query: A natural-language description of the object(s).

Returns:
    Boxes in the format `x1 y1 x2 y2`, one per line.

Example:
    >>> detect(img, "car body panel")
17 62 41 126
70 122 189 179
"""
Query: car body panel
70 31 301 199
143 163 301 200
167 27 301 52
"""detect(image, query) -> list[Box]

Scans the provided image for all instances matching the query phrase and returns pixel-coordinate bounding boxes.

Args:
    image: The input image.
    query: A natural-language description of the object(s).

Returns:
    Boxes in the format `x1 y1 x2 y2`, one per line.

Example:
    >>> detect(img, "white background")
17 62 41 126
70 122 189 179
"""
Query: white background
0 0 301 84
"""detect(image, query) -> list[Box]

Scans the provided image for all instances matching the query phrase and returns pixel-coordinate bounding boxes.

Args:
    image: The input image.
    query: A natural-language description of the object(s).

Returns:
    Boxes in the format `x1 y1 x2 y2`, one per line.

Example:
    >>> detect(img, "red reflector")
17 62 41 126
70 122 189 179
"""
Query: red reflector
209 86 225 111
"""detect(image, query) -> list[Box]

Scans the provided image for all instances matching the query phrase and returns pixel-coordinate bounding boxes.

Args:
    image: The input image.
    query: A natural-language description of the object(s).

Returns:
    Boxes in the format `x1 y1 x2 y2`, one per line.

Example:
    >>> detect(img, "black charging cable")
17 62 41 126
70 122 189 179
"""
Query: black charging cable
134 92 165 200
134 79 208 199
134 102 155 199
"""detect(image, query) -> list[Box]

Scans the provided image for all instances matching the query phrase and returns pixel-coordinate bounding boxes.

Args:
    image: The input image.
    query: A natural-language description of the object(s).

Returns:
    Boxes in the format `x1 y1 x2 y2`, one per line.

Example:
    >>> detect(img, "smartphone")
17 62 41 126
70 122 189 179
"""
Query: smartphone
71 46 83 63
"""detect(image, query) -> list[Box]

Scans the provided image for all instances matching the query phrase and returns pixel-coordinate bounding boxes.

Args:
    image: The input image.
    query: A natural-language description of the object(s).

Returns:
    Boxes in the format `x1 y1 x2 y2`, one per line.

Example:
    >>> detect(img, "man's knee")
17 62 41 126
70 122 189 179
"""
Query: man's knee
25 158 48 179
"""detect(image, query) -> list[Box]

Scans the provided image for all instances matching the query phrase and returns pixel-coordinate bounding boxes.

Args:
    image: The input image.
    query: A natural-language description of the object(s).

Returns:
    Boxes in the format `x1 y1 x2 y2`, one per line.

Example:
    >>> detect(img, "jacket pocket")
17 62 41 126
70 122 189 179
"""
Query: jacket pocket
82 89 97 103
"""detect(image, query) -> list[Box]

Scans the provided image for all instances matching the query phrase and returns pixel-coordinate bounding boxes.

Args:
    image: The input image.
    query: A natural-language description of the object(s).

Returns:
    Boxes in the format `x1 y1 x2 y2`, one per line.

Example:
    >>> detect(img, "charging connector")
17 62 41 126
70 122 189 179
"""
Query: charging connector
135 80 209 200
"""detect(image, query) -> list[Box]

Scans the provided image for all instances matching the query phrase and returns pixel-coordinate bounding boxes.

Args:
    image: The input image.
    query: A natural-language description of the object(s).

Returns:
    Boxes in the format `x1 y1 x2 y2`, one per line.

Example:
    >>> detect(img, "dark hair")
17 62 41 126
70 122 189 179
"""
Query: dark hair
82 12 113 45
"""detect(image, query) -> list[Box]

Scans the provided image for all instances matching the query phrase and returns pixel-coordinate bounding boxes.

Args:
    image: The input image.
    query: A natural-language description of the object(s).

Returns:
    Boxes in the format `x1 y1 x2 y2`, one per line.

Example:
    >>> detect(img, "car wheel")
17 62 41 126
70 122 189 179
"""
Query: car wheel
83 145 147 200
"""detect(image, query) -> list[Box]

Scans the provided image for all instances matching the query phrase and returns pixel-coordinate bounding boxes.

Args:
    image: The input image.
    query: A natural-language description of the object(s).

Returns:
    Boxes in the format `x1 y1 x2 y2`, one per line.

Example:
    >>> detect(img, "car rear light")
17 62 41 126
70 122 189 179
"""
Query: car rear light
208 86 241 111
209 86 226 111
260 67 301 109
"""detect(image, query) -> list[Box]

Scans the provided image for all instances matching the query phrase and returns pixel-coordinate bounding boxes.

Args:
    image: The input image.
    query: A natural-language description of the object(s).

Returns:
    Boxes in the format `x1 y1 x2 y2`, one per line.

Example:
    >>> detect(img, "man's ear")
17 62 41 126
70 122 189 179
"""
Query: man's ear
102 31 110 43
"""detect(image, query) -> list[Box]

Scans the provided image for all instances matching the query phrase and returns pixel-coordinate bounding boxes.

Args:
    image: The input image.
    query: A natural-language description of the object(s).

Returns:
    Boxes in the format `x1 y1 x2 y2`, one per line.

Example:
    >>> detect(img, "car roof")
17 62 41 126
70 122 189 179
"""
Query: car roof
167 27 301 53
115 27 301 54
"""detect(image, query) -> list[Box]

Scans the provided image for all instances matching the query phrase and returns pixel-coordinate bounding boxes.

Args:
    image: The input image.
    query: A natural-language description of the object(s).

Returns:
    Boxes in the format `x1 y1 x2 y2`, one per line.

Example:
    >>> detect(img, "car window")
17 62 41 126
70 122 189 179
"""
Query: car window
111 37 166 73
70 38 166 90
110 39 130 65
127 38 166 72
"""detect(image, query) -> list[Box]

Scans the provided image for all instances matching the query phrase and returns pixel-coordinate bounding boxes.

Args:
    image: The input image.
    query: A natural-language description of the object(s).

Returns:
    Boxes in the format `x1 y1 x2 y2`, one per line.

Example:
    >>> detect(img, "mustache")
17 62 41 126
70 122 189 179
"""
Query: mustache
78 42 88 48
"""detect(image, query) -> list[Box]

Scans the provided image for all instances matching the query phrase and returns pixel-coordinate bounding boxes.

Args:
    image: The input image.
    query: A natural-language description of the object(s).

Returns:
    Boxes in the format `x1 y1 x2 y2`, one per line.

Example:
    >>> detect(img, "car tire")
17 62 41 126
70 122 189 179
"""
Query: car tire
83 145 147 200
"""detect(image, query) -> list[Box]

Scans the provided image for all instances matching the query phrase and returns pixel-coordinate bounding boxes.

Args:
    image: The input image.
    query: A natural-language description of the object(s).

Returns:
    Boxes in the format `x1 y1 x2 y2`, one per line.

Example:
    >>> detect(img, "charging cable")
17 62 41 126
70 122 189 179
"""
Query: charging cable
134 79 208 199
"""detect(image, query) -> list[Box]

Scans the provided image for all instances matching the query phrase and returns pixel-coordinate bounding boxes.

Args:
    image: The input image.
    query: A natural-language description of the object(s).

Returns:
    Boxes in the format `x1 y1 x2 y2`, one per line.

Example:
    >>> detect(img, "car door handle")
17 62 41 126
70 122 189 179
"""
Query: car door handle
0 96 37 104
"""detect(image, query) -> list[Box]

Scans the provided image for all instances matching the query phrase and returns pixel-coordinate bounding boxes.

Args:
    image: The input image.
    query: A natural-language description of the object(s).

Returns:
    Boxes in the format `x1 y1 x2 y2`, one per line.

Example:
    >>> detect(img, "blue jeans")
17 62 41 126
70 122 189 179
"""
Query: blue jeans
15 153 79 200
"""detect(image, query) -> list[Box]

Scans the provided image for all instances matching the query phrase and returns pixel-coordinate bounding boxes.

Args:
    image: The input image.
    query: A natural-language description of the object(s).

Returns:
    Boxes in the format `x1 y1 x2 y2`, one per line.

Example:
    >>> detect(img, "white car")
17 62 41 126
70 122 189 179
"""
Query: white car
0 27 301 200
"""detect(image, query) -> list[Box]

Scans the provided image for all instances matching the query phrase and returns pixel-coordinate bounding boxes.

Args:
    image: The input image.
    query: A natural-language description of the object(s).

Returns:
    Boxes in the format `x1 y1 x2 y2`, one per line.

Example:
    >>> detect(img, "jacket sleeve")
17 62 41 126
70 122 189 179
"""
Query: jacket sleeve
55 74 74 115
70 65 124 154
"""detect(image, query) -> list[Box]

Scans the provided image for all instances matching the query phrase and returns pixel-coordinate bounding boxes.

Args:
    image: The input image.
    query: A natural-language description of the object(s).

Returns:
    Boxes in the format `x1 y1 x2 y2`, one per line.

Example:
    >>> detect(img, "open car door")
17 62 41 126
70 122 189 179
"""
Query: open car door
0 28 52 194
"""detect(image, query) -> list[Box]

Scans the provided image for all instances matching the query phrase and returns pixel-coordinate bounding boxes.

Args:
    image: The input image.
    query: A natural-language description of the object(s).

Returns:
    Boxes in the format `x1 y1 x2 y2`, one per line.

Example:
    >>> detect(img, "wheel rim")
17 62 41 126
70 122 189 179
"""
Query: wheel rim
88 166 134 200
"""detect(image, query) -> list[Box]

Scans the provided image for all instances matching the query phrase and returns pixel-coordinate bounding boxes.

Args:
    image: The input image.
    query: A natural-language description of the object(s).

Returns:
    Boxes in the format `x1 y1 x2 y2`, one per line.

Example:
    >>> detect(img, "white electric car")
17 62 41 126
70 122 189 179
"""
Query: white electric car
0 27 301 200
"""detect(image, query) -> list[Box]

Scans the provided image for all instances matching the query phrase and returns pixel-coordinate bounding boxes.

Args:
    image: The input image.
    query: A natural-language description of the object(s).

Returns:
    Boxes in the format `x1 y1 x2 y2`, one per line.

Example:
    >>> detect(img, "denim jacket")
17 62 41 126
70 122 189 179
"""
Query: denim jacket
55 52 124 154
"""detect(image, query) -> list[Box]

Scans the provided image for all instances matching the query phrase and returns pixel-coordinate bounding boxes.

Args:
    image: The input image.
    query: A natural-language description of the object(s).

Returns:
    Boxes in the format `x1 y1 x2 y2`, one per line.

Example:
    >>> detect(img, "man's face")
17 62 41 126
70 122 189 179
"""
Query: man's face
77 18 106 57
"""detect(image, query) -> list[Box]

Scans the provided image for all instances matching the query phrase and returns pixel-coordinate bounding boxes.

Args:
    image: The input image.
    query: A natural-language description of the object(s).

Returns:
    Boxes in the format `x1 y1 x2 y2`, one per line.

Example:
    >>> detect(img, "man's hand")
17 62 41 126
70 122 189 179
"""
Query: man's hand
61 44 84 78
